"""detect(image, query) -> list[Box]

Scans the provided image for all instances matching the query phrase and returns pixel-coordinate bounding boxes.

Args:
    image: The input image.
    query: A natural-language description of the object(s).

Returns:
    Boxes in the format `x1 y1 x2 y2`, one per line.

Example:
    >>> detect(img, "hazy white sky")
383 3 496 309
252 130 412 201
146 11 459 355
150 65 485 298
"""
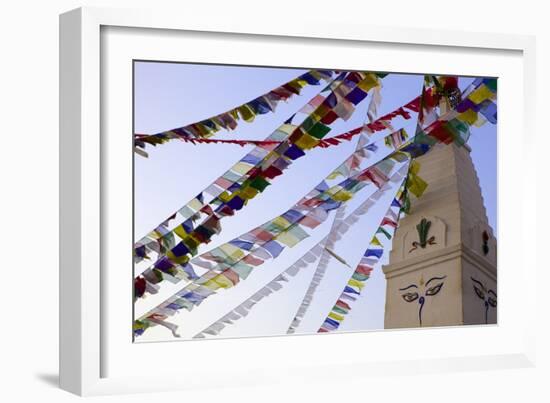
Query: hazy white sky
133 62 497 342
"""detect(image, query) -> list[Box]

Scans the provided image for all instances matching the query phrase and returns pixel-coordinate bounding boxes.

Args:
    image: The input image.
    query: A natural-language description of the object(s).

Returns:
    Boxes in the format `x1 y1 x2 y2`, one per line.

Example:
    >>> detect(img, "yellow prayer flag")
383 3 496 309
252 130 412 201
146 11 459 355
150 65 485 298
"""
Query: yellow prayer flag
347 279 365 290
213 274 235 289
357 73 379 92
218 191 232 203
219 244 245 260
239 186 259 200
237 104 256 122
370 236 382 247
272 216 291 230
409 160 421 175
174 225 189 240
328 312 345 321
407 174 428 198
457 109 478 125
276 231 300 247
166 251 190 265
294 133 320 150
332 190 353 202
467 85 494 104
203 279 221 290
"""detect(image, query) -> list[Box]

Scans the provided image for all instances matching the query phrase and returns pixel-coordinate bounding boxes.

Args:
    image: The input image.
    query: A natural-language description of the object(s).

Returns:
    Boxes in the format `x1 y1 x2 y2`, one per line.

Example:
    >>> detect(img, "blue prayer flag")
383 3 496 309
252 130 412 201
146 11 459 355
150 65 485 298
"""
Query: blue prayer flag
281 209 305 223
182 263 199 280
171 242 190 257
391 198 401 208
240 154 262 165
344 286 360 295
227 196 245 211
315 180 329 193
262 240 285 258
479 100 497 124
324 318 340 328
284 145 306 160
365 249 383 259
229 239 255 251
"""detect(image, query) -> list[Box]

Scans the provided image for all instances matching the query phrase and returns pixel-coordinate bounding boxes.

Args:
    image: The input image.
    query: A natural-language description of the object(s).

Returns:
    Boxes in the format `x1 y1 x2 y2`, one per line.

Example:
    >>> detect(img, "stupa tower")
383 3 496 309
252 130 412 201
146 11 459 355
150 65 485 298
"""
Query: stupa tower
383 143 497 328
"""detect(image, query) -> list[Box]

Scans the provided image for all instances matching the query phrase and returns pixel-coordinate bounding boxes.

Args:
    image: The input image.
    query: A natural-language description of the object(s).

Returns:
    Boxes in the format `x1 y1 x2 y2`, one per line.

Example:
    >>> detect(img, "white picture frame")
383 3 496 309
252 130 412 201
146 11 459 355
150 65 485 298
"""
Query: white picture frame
60 6 537 396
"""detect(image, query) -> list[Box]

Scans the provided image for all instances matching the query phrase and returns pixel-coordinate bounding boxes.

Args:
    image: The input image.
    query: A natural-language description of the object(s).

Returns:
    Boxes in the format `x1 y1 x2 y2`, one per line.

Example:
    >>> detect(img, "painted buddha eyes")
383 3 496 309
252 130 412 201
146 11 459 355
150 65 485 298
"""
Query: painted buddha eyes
402 292 419 302
471 277 497 305
399 276 446 303
471 277 497 324
473 284 485 300
425 282 443 296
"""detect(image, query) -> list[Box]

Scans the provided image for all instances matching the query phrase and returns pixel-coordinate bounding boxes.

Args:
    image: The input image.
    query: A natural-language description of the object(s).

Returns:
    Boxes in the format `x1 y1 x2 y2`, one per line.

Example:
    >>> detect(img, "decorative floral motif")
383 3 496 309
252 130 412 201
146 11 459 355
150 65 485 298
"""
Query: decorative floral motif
409 218 436 252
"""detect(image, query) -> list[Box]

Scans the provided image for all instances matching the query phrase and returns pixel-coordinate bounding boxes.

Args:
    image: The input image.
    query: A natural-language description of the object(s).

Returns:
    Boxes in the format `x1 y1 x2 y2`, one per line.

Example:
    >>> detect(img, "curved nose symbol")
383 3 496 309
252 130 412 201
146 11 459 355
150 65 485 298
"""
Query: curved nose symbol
418 296 425 326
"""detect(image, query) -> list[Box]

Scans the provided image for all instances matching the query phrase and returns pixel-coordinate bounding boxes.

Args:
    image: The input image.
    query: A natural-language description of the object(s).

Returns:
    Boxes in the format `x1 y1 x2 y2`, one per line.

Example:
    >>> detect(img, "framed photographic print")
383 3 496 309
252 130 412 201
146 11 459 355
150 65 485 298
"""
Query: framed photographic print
60 6 536 396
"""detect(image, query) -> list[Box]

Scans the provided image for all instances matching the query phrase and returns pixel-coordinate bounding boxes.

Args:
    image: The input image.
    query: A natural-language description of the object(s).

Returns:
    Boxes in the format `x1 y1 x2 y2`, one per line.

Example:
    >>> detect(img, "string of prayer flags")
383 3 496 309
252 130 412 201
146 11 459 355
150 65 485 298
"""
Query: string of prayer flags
164 121 410 150
318 180 407 333
134 69 336 153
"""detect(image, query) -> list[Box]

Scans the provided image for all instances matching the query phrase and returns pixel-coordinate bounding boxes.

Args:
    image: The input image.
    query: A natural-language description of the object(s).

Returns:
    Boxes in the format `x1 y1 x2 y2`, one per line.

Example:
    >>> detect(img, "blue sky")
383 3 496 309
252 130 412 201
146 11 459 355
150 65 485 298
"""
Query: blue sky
133 62 497 342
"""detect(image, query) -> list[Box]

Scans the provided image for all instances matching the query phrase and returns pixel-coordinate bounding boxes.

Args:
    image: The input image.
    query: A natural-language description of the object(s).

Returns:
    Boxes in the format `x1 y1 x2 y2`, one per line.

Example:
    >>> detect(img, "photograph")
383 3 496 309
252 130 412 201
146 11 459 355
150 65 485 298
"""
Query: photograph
132 63 498 342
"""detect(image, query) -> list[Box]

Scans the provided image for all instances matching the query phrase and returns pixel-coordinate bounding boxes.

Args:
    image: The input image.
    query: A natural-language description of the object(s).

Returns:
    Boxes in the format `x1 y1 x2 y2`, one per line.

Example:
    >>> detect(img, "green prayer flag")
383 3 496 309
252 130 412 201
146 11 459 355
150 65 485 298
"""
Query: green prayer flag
250 176 270 192
301 116 317 132
400 194 411 214
376 226 392 240
308 122 331 139
352 272 370 281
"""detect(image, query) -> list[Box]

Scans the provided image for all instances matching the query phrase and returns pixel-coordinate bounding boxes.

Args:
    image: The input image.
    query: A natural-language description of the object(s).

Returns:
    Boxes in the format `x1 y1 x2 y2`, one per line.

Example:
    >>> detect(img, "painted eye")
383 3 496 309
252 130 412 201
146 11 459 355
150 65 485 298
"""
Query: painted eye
425 283 443 296
402 292 419 302
473 285 485 300
488 297 497 307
